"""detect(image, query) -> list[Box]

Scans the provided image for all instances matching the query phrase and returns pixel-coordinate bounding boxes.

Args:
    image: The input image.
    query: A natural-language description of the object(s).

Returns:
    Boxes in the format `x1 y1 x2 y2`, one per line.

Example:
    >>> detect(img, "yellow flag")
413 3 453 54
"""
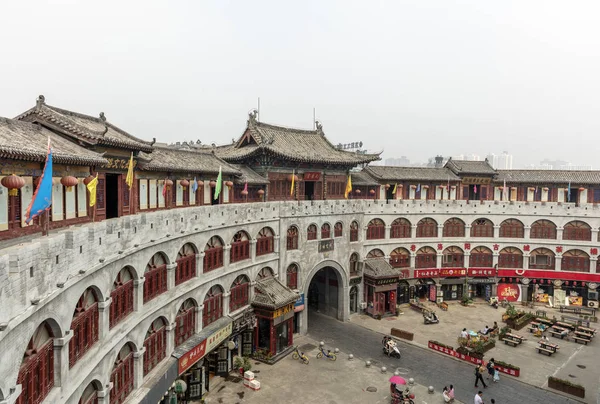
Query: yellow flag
392 183 397 195
290 170 295 196
86 174 99 207
344 174 352 199
125 152 134 189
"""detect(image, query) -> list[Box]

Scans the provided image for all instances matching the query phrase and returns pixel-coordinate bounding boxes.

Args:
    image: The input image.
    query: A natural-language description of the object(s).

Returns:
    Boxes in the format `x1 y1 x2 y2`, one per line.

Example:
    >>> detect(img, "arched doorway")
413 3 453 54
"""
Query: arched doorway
301 260 348 334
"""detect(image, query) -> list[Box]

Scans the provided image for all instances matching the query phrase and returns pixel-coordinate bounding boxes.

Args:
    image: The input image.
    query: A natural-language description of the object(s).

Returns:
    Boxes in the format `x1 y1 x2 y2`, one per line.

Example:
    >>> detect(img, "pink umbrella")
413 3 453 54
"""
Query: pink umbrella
389 375 406 385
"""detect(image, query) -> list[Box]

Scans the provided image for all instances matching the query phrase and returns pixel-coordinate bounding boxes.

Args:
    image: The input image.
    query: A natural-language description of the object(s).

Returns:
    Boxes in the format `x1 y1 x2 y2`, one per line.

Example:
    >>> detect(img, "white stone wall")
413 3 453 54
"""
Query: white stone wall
1 199 600 403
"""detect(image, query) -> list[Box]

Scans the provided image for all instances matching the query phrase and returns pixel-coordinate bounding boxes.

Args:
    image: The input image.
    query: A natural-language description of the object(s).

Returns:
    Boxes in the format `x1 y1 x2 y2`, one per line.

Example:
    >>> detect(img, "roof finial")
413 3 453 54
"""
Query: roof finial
99 112 106 122
151 137 156 146
315 120 323 132
36 95 45 109
248 109 258 124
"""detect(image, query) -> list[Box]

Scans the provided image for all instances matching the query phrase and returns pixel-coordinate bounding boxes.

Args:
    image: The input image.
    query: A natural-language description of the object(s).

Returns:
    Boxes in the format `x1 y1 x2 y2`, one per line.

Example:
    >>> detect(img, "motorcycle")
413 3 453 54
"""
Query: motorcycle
423 310 439 325
488 297 499 309
383 339 401 359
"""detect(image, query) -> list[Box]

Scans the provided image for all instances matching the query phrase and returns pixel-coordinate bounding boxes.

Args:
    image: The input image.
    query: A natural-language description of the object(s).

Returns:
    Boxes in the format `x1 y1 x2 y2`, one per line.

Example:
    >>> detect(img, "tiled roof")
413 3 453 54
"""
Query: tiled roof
445 159 496 175
351 170 379 186
496 170 600 185
363 166 460 182
215 113 380 165
252 277 299 310
16 96 153 152
0 117 108 166
138 146 240 176
364 258 403 279
231 164 269 185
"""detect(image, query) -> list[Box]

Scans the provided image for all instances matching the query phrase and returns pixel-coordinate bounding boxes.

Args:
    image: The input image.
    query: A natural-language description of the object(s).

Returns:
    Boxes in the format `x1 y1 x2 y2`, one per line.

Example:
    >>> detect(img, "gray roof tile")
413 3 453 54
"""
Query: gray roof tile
496 170 600 185
252 277 299 309
445 159 496 175
364 258 404 278
364 166 460 182
231 164 269 185
138 146 240 176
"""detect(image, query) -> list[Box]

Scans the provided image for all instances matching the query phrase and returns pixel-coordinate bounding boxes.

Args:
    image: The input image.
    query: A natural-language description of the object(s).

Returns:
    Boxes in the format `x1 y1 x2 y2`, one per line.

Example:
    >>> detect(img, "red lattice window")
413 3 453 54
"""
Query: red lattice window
110 344 134 404
203 286 223 327
442 246 464 267
498 247 523 268
256 227 274 256
17 323 54 404
416 247 436 269
334 222 343 237
390 218 411 238
110 267 134 328
562 250 590 272
286 226 299 250
69 289 99 368
563 221 592 241
176 244 197 285
307 224 317 241
350 221 359 242
530 220 557 239
470 247 493 267
366 219 385 240
231 231 250 263
204 237 224 272
443 218 465 237
471 218 493 237
230 275 249 312
416 218 438 238
144 253 168 303
79 382 99 404
321 223 331 239
389 248 410 268
286 264 298 289
528 248 555 270
349 253 360 276
143 318 167 376
175 300 196 347
499 219 524 238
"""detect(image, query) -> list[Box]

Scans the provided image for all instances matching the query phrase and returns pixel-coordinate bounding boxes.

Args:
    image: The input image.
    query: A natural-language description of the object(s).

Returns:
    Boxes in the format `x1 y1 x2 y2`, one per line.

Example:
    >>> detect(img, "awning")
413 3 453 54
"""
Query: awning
440 278 465 285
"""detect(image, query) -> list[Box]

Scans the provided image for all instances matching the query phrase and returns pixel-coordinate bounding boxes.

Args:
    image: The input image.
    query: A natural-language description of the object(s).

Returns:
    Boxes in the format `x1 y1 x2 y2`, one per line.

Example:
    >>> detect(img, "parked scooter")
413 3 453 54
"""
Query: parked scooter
488 296 499 309
423 310 439 325
382 336 401 359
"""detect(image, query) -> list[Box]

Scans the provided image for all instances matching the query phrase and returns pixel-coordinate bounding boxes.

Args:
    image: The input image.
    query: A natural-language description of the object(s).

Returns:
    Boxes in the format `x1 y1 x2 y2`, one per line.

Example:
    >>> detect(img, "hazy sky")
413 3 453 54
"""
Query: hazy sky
2 1 599 168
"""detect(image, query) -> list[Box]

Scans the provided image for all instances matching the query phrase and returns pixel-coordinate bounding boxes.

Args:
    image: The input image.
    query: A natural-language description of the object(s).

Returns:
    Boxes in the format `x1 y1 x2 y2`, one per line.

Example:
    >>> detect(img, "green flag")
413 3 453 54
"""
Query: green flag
214 166 222 200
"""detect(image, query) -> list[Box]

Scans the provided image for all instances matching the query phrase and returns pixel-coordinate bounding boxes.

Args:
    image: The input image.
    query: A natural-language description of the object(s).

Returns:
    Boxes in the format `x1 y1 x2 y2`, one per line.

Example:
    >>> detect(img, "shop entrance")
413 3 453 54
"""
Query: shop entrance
304 181 315 200
105 173 121 219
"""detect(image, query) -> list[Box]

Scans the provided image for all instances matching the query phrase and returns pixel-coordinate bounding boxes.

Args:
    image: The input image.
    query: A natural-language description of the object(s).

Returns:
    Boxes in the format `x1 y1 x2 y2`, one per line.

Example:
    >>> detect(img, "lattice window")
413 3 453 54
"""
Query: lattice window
143 317 167 376
231 231 250 262
256 227 274 256
470 246 493 267
307 224 317 241
561 250 590 272
286 264 298 289
442 246 464 267
499 219 524 238
443 218 465 237
389 247 410 268
144 253 168 302
175 299 197 347
321 223 331 239
176 243 197 285
415 247 437 268
366 249 384 258
286 226 299 250
204 236 224 272
366 218 385 240
110 267 134 328
350 221 359 242
563 221 592 241
69 289 99 368
470 218 494 237
230 275 250 312
416 218 438 238
390 218 411 238
498 247 523 268
110 344 134 404
334 222 343 237
530 220 557 239
79 382 99 404
203 285 223 327
17 322 55 404
529 248 555 270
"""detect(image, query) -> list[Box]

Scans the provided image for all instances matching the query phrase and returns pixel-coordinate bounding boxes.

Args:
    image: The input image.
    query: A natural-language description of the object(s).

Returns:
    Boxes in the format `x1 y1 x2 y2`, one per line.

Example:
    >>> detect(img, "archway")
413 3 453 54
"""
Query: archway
301 260 348 334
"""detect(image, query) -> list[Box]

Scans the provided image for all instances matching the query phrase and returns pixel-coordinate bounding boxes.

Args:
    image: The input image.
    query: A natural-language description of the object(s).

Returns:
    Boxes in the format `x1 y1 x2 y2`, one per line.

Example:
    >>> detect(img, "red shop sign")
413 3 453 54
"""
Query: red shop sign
415 269 439 278
497 283 520 302
439 268 466 277
178 339 207 374
303 172 321 181
468 268 495 277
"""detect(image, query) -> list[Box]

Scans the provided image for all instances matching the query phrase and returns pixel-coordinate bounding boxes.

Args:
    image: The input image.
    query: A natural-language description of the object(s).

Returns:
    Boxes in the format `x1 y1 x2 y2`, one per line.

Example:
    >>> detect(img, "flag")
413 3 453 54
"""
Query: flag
447 176 450 192
567 181 571 201
86 174 99 207
344 174 352 199
392 183 397 195
125 152 134 189
26 138 53 224
416 184 421 193
162 178 168 198
503 179 507 200
192 176 198 193
214 166 222 200
243 181 248 193
290 169 295 196
474 185 478 194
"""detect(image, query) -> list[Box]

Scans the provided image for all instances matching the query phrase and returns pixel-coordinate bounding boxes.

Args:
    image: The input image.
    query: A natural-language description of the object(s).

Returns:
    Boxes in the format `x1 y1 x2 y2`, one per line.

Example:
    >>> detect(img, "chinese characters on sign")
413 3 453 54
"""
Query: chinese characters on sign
303 172 321 181
438 268 466 277
461 177 492 185
414 269 440 278
318 239 334 253
467 268 495 277
375 277 397 286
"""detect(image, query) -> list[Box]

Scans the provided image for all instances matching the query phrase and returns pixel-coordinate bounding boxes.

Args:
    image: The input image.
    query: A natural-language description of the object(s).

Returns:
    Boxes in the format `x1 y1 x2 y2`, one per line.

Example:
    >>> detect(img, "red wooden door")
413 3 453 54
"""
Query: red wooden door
96 173 106 221
314 181 323 200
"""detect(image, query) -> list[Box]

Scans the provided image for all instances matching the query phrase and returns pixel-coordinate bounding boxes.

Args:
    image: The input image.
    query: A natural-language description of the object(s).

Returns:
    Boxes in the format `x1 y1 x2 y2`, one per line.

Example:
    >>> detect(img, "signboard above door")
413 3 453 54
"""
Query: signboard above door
303 172 321 181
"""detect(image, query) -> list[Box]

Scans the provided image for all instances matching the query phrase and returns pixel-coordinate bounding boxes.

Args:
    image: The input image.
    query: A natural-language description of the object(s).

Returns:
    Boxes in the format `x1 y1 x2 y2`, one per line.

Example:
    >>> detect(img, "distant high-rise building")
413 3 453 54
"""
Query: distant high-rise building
384 156 410 166
559 163 593 171
485 153 498 168
498 151 513 169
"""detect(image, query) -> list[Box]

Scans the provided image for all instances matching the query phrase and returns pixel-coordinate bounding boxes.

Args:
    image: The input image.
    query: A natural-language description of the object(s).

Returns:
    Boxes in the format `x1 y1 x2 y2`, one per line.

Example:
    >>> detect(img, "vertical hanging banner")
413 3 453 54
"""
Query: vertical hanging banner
26 139 53 224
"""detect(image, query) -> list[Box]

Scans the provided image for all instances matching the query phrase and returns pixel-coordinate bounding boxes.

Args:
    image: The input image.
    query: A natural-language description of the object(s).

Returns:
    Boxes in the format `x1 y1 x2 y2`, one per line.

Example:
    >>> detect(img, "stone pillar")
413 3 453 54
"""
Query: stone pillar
436 253 443 269
463 253 470 268
166 263 177 290
133 347 146 389
274 235 280 253
590 257 597 274
98 298 111 340
410 253 416 268
198 304 204 333
523 254 530 269
437 224 444 238
165 323 175 357
196 252 203 275
524 225 531 239
385 225 391 239
411 224 417 239
555 255 562 271
53 333 73 387
96 387 109 404
133 278 145 311
223 292 231 316
465 224 472 238
493 225 500 239
223 245 232 267
492 253 499 268
250 239 257 263
557 227 564 241
592 229 599 243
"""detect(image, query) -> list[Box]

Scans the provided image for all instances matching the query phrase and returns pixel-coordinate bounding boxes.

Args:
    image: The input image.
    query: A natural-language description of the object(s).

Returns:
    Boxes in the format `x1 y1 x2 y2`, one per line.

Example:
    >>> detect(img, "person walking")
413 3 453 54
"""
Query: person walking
474 391 484 404
474 364 487 388
486 358 496 380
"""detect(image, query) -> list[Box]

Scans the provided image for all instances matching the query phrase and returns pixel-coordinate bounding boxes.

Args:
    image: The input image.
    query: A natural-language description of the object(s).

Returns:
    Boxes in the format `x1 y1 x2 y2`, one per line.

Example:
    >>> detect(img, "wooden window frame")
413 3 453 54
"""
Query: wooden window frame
231 239 250 263
307 225 317 241
17 340 54 404
416 220 438 238
143 264 167 303
143 321 167 376
366 220 385 240
286 265 298 289
286 227 299 250
203 291 223 327
321 223 331 239
69 299 99 368
110 352 134 404
443 219 465 237
499 220 524 238
334 222 343 237
230 281 249 312
350 222 359 242
109 274 134 329
203 247 224 272
175 303 196 347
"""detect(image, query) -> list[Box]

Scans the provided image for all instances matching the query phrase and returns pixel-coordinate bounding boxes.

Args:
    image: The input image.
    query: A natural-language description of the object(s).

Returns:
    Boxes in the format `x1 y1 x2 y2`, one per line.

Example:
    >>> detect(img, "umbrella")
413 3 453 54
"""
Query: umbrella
389 375 406 385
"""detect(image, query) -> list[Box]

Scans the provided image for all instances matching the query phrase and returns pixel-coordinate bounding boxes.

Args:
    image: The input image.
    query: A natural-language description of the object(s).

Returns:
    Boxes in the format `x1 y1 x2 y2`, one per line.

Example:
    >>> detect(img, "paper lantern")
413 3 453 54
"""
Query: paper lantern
180 179 190 190
225 181 234 187
197 180 204 187
60 176 78 191
579 187 585 191
83 175 95 185
290 174 299 182
209 180 216 188
164 179 173 187
355 189 361 194
257 189 265 195
1 174 25 196
369 189 375 195
385 184 391 190
241 190 248 196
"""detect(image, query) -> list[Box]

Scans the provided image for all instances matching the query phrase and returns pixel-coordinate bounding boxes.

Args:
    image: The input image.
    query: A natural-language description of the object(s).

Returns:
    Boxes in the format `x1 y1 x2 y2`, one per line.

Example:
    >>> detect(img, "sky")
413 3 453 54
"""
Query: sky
1 1 599 168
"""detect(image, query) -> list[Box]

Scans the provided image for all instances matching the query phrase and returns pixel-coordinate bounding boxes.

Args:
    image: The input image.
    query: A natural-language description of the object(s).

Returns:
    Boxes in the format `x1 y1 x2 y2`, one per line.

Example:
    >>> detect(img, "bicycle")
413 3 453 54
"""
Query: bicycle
291 346 309 364
316 346 337 361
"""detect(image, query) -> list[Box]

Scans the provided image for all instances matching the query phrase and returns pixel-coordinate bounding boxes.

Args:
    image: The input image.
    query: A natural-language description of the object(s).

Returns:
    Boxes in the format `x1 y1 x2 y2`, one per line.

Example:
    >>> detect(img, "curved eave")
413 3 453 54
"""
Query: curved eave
0 148 107 167
220 146 379 165
138 165 240 176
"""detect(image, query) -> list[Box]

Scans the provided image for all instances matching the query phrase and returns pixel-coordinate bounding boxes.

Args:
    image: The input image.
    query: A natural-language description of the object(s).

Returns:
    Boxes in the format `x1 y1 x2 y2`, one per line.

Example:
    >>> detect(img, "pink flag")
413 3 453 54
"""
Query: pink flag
162 178 167 198
474 185 477 194
243 182 248 193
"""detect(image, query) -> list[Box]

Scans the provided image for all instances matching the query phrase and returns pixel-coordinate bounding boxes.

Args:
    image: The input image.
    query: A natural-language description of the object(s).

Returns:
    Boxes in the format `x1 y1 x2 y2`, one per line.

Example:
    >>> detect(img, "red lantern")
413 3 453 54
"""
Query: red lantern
355 189 361 194
565 281 570 286
533 279 536 283
1 174 25 196
290 174 299 182
225 181 234 187
257 189 265 196
369 189 375 195
209 180 216 188
164 179 173 187
180 179 190 190
241 190 249 196
83 175 95 185
385 184 391 190
197 180 204 187
60 176 78 191
579 187 585 191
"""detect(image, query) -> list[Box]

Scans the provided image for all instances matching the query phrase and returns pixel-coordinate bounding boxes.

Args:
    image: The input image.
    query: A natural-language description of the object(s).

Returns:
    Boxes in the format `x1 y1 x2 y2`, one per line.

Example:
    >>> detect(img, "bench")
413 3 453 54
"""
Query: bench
528 326 538 333
504 339 519 347
572 336 591 345
549 330 567 339
537 347 554 356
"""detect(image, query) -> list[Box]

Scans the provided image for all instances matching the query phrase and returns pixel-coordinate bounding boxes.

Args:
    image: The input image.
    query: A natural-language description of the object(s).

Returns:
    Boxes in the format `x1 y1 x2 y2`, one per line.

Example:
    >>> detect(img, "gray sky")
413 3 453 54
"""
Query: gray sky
2 1 599 168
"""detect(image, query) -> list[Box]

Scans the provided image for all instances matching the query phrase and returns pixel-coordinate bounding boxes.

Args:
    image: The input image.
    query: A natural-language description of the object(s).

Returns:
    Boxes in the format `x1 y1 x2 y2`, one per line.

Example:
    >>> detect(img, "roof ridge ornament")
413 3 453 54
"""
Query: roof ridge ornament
248 109 258 125
315 120 323 133
36 95 45 110
98 112 108 136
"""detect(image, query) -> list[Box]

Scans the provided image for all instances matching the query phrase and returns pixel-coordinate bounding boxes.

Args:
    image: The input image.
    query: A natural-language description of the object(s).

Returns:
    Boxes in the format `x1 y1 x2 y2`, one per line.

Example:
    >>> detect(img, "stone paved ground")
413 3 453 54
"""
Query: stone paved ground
202 334 457 404
349 299 598 403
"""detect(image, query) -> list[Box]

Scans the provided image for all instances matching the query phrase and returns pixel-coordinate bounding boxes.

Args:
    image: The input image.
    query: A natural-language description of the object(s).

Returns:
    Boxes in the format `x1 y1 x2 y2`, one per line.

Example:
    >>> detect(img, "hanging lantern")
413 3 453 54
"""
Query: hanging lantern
241 189 249 196
1 174 25 196
355 189 361 194
83 175 95 185
164 179 173 187
385 184 391 190
60 176 79 191
257 189 265 196
225 181 234 187
533 279 537 283
180 179 190 190
209 180 216 188
197 180 204 187
565 281 570 286
290 174 299 182
579 187 585 191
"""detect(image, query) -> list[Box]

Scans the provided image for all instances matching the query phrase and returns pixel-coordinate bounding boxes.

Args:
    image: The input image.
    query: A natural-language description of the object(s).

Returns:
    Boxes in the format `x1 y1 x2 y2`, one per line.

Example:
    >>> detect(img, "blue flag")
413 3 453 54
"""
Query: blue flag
567 181 571 201
192 176 198 193
416 184 421 193
26 140 53 224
